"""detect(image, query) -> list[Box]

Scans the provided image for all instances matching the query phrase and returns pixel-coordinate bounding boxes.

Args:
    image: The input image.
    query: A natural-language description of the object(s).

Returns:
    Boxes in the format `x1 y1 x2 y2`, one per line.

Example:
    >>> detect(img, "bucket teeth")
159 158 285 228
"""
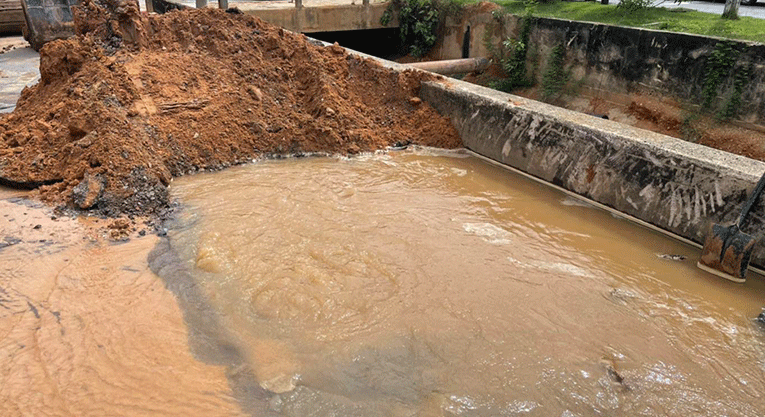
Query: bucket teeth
697 224 754 283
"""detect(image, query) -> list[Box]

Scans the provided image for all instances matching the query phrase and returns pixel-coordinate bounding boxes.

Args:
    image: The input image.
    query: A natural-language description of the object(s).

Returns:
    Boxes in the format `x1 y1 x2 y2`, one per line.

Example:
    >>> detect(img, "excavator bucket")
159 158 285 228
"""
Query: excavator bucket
20 0 78 50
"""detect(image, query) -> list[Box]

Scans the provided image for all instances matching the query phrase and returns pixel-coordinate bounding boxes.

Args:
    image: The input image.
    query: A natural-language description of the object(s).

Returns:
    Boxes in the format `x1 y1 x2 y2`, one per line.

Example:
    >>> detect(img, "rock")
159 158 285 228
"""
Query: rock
75 132 95 148
71 174 104 209
247 86 263 101
325 107 336 117
109 218 130 230
409 97 422 106
391 140 411 150
328 42 344 55
108 218 131 240
757 310 765 324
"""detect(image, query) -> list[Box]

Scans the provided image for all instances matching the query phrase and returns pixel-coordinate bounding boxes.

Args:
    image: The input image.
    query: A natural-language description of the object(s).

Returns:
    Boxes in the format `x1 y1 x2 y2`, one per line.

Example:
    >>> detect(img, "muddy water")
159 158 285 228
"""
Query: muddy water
2 149 765 416
153 149 765 416
0 191 244 416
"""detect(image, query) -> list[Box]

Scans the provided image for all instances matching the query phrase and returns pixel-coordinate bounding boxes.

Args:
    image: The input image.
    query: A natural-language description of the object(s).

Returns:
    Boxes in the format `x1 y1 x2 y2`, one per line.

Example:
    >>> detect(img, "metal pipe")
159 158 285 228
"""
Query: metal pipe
406 57 491 75
196 0 207 8
218 0 228 9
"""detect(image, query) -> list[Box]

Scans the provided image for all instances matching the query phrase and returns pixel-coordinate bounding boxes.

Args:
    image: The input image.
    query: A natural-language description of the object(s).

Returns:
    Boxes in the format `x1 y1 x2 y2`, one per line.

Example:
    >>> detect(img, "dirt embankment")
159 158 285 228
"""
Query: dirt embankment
0 0 461 217
465 67 765 162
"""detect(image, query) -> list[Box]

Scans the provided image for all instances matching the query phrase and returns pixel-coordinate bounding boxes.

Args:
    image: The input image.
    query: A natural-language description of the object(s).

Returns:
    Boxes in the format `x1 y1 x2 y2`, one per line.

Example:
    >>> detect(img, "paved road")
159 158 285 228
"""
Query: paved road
0 44 38 113
612 0 765 19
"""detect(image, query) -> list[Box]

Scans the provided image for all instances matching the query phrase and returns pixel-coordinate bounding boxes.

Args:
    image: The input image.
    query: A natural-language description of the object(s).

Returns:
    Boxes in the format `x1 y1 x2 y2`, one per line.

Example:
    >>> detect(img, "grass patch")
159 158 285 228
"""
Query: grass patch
493 0 765 43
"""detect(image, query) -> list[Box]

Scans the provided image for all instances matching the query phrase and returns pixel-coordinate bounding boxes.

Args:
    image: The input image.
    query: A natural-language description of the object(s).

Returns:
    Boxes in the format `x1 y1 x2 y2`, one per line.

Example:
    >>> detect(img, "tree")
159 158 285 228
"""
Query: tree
722 0 741 19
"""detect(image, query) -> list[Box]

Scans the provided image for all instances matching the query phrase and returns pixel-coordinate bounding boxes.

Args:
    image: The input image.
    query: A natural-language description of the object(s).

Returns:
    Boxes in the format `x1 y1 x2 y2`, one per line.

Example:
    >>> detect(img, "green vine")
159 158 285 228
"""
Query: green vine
700 40 751 121
381 0 455 57
718 62 751 120
540 44 570 101
702 41 739 109
491 3 536 92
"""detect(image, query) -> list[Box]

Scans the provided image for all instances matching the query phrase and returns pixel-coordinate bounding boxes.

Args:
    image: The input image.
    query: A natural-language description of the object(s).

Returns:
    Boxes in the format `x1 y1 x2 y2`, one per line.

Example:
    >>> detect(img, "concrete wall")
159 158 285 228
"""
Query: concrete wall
424 3 500 61
419 78 765 269
239 3 393 33
523 17 765 128
429 10 765 129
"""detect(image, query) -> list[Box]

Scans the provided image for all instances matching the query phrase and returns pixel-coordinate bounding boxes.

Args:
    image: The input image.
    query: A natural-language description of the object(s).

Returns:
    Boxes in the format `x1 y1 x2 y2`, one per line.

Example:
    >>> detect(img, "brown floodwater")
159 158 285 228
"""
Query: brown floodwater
0 192 243 416
3 148 765 416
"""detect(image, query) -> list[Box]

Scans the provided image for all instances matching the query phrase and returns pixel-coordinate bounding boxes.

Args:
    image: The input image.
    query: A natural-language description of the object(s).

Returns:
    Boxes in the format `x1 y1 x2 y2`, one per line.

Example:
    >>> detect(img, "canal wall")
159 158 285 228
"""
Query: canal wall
419 78 765 269
430 8 765 129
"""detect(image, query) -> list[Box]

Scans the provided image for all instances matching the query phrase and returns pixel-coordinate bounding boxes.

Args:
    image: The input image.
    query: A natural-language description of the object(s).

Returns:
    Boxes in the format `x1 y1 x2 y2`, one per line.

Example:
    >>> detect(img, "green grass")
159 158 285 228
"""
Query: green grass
492 0 765 43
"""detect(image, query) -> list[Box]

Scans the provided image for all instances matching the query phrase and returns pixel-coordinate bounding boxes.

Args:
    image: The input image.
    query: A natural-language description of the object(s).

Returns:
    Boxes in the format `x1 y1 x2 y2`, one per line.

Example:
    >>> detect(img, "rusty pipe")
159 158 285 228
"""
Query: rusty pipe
406 57 491 75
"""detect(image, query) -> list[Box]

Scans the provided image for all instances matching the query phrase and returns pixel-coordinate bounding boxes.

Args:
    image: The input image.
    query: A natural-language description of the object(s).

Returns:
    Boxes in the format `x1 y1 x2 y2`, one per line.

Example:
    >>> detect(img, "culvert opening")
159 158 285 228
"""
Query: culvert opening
309 27 404 60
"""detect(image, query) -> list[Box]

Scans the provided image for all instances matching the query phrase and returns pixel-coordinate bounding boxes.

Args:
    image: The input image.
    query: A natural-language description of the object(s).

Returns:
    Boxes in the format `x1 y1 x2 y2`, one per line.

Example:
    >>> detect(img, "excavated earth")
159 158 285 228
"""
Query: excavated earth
0 0 461 217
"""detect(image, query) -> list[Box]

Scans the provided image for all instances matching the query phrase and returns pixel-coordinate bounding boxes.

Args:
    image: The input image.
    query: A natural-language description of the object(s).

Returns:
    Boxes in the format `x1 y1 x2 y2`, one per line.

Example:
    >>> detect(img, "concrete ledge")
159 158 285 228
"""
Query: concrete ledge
238 2 392 33
419 79 765 269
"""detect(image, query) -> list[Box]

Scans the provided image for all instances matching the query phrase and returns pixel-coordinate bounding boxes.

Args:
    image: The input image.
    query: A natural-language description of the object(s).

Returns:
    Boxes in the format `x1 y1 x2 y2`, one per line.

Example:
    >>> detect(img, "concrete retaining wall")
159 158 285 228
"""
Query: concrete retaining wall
428 9 765 128
523 16 765 127
243 3 392 34
419 78 765 269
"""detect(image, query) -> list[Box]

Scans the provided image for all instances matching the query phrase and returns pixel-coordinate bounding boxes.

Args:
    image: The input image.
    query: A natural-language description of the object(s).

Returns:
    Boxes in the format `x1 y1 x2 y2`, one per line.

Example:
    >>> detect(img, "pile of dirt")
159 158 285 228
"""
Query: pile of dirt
0 0 461 216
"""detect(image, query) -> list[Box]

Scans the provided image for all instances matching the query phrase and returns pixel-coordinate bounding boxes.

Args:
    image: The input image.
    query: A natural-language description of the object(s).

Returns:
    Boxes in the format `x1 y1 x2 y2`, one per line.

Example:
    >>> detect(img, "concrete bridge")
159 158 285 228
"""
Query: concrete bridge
152 0 396 33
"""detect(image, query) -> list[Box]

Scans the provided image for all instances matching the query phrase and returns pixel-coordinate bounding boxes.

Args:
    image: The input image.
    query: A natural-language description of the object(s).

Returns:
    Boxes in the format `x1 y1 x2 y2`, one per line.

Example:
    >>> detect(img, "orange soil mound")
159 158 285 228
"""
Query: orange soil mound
0 0 461 216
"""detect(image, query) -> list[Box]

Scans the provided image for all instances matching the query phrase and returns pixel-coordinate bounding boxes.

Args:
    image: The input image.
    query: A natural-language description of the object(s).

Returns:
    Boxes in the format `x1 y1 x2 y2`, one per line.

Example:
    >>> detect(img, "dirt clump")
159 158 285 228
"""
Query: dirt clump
0 0 461 217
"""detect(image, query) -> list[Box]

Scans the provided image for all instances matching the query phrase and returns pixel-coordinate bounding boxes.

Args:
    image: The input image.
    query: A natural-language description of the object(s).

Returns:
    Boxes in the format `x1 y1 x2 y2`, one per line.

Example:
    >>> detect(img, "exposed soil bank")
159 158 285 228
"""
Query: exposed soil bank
502 82 765 162
0 0 461 216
